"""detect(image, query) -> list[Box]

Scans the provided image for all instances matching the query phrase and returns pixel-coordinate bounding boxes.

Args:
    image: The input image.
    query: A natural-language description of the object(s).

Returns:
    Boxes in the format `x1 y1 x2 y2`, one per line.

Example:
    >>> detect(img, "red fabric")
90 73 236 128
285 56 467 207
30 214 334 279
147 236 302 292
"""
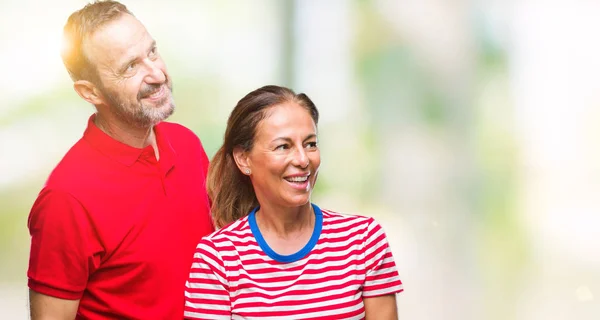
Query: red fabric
28 115 214 319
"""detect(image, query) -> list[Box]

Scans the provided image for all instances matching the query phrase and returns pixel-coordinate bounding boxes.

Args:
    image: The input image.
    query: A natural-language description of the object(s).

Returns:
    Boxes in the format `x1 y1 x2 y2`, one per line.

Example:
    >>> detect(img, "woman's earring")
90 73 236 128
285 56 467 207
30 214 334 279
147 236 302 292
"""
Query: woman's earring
245 168 251 175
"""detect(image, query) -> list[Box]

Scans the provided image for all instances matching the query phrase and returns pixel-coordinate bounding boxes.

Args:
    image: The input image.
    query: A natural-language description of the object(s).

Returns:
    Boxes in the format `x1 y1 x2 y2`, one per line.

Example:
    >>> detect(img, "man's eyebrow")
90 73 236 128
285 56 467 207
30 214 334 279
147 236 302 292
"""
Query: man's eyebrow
119 56 137 72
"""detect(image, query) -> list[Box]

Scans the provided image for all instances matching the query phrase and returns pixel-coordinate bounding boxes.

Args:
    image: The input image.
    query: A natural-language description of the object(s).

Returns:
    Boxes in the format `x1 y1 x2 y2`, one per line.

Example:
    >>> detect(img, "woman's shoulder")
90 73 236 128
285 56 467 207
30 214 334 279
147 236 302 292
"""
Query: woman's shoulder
317 206 383 237
200 216 253 245
319 206 377 225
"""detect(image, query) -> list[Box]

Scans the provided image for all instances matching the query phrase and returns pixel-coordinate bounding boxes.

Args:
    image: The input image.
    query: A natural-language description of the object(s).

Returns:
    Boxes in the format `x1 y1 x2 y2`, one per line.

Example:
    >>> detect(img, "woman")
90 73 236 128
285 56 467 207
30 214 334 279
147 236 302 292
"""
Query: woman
184 85 403 319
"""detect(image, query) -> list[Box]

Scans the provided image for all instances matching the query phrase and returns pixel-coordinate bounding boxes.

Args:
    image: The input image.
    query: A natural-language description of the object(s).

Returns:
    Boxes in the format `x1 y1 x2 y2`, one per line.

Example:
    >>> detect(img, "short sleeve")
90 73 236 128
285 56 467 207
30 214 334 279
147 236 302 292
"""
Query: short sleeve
27 188 102 300
362 218 404 297
184 238 231 319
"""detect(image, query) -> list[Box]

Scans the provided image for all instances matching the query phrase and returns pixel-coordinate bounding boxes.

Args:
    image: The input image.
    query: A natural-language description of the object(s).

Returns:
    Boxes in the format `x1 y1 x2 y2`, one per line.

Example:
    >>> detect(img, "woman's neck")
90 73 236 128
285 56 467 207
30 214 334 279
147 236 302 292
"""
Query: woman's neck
255 203 314 239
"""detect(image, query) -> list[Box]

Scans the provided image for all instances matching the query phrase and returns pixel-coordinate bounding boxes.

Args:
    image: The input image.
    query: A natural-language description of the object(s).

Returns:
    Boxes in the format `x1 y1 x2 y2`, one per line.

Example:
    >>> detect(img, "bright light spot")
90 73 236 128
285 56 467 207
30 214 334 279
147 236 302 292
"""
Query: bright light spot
576 286 594 302
0 5 69 113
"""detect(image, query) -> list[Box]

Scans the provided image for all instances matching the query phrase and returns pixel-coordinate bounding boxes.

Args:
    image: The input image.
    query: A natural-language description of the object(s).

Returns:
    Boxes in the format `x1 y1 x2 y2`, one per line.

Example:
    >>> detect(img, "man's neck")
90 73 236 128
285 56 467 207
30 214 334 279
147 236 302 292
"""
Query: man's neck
94 113 159 159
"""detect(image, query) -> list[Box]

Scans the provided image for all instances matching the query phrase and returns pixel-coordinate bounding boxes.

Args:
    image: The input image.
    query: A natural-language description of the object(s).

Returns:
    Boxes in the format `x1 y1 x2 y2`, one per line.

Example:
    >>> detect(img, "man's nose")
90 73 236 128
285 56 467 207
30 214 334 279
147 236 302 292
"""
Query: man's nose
143 59 166 84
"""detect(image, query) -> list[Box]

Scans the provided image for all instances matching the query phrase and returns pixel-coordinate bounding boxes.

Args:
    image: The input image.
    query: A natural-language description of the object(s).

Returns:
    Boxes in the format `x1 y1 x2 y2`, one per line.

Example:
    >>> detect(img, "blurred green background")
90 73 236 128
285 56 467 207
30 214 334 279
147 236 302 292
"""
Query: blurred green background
1 0 599 319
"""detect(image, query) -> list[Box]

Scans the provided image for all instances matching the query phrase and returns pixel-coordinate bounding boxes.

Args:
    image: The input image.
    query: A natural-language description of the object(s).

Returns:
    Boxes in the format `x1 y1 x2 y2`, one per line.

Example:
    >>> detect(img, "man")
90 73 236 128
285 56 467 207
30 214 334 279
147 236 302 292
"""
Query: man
27 1 214 319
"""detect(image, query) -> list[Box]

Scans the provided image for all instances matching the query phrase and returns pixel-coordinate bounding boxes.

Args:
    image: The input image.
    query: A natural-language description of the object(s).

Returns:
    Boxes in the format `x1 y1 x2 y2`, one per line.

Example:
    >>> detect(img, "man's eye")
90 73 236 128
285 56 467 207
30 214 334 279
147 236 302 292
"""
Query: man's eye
149 47 157 57
307 142 318 148
127 62 137 71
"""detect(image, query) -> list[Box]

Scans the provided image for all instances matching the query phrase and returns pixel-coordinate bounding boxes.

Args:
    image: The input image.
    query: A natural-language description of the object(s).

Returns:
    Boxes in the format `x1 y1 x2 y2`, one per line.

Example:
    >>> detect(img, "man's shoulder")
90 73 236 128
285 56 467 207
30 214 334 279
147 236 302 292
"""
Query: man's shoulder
44 137 96 188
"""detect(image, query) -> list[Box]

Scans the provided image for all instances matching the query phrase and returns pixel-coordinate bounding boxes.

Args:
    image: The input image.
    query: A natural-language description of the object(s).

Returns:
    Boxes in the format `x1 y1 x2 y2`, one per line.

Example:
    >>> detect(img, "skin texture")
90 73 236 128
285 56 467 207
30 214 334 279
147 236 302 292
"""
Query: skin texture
233 102 320 255
364 294 399 319
30 13 174 320
85 13 174 129
29 290 78 320
233 101 399 318
73 13 174 151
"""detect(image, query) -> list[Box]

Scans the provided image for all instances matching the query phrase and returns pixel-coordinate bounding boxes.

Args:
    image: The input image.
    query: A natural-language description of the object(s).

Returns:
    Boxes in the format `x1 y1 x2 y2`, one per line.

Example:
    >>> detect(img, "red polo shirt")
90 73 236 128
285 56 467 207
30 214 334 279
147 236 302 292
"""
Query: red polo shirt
27 115 214 319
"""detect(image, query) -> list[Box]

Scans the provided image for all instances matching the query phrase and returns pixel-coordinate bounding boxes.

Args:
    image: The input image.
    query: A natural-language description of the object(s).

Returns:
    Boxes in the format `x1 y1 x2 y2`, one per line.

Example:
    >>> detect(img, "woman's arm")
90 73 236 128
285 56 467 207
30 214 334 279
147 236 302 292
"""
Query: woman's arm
364 294 398 320
184 239 231 319
361 218 403 319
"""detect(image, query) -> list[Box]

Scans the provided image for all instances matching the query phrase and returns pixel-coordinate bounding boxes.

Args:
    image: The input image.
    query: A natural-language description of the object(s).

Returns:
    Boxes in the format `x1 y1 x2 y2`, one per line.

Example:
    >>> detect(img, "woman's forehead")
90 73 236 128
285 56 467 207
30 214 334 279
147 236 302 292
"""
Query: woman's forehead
255 103 317 139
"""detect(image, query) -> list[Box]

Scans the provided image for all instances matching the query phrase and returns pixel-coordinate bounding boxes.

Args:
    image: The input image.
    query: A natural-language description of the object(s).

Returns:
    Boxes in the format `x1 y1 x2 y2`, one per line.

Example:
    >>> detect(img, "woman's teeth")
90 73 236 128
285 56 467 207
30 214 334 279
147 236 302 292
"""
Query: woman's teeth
286 176 308 182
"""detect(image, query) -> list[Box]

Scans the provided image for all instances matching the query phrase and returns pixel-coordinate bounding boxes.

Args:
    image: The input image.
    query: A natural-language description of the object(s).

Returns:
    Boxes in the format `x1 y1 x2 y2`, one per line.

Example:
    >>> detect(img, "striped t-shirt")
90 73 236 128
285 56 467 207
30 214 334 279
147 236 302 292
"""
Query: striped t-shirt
184 204 403 319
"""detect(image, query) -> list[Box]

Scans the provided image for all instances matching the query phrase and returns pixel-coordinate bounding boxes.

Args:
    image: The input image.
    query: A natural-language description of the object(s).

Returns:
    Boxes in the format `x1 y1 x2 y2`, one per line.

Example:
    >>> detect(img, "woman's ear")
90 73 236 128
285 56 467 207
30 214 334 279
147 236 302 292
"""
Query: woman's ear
232 147 251 175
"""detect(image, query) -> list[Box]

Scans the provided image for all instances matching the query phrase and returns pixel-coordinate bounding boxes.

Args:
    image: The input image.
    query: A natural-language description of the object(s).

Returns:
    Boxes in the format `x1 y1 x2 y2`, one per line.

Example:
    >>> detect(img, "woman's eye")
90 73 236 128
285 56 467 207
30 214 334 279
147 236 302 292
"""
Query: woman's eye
275 144 288 150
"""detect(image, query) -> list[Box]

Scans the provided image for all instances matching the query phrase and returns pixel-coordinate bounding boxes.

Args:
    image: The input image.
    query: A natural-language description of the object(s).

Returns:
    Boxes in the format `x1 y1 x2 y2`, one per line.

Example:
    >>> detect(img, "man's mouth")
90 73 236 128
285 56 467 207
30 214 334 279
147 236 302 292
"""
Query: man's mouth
142 85 164 100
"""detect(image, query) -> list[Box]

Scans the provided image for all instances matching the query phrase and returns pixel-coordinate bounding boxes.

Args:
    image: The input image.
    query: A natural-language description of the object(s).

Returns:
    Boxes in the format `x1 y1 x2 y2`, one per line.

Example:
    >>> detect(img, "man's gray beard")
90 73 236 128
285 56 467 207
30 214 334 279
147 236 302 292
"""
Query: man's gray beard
103 87 175 128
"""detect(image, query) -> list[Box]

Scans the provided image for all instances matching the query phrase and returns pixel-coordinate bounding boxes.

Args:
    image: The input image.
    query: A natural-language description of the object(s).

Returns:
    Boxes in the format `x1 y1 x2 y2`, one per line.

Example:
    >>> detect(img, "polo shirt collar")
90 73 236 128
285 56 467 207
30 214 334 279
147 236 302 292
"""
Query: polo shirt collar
83 114 176 169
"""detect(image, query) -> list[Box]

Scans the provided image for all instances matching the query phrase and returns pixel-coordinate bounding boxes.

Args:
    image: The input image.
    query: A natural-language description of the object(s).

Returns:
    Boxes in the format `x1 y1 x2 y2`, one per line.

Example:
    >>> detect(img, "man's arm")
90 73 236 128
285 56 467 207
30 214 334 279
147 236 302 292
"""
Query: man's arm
27 189 96 319
29 290 79 320
364 294 398 320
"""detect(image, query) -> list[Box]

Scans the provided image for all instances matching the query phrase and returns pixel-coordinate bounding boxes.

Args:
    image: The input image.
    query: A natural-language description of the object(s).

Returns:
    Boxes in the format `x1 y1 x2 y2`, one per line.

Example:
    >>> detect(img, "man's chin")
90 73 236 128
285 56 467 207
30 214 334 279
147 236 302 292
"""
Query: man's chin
151 105 175 123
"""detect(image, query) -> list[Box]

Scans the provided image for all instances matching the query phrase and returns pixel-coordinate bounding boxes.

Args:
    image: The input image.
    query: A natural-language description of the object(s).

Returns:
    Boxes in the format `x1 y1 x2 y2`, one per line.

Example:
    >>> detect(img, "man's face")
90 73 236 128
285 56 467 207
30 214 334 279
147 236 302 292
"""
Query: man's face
85 13 174 127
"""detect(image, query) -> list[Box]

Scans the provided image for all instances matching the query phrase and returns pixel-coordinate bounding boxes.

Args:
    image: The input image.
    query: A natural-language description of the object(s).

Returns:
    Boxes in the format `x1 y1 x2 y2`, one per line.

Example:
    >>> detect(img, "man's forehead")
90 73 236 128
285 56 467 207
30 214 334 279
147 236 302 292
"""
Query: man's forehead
83 14 152 66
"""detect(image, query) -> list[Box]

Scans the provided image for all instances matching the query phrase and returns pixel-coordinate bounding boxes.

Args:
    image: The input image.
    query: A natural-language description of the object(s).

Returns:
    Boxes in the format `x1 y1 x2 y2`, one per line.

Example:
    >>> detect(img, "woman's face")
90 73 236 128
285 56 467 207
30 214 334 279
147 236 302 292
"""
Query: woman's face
241 101 320 209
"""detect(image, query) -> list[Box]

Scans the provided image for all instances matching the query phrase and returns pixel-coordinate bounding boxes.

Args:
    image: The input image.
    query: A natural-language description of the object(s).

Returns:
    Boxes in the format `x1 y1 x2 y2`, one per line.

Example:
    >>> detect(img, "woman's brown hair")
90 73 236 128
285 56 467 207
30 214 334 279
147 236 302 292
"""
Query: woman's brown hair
207 85 319 228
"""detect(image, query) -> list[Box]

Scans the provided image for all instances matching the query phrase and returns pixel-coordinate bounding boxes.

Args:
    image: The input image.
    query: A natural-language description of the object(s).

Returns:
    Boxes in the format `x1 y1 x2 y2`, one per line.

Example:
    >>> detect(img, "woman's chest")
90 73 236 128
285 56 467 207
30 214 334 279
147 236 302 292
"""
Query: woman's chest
228 253 367 319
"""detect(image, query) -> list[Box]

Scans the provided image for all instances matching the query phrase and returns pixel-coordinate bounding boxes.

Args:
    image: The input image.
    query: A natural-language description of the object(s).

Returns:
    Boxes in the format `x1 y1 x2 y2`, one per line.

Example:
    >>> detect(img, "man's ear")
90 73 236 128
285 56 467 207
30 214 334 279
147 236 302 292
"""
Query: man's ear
73 80 104 106
232 147 251 175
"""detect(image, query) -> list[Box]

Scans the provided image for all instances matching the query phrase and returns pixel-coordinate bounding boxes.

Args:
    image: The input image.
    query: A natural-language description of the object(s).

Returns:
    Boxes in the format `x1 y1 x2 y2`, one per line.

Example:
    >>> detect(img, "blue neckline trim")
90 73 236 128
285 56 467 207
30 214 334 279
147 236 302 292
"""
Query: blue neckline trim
248 203 323 263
